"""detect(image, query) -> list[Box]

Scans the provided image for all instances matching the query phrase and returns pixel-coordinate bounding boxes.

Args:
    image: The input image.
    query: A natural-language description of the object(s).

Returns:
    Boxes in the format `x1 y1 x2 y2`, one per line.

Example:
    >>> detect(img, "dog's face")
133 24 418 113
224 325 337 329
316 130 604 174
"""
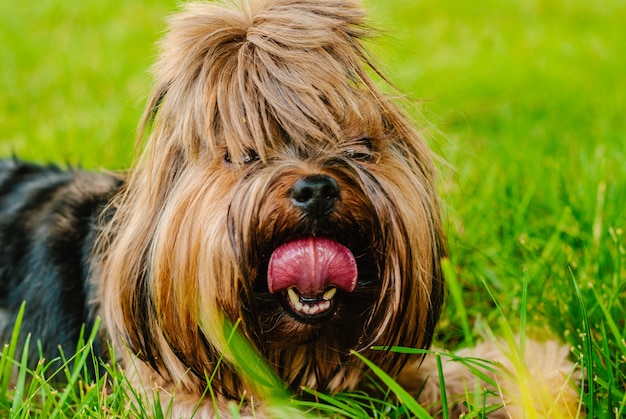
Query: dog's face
99 0 445 396
229 143 444 391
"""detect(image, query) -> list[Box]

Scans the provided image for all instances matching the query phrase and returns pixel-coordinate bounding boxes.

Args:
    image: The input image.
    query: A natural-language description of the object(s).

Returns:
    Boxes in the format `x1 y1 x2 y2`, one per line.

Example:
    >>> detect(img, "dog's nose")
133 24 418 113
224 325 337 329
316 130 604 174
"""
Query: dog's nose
290 175 339 217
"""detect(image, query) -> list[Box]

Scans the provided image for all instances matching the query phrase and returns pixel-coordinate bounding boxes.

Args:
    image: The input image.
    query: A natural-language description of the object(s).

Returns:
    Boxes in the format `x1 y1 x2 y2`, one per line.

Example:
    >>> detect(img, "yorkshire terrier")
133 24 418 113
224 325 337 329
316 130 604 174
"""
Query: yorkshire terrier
0 0 580 417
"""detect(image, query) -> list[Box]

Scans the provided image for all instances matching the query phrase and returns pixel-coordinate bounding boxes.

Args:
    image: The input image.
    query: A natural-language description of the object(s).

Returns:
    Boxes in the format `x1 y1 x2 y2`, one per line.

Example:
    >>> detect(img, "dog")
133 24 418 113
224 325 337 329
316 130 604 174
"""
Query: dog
0 0 580 417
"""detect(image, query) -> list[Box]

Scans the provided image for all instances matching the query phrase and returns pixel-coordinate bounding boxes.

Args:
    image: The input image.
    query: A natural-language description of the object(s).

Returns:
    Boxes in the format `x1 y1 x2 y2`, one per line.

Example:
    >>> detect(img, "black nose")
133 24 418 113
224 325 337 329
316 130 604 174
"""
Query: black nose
290 175 340 217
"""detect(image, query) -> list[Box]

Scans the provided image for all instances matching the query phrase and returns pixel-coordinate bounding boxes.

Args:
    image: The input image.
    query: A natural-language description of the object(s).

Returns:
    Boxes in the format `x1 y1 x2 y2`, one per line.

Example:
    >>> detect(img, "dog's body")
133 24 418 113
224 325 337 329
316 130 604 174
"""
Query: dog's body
0 160 120 370
1 1 580 417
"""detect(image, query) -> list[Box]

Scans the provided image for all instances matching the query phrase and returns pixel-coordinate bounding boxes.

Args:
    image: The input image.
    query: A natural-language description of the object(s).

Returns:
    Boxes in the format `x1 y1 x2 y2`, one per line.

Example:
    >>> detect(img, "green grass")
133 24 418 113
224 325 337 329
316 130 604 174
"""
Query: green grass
1 0 624 417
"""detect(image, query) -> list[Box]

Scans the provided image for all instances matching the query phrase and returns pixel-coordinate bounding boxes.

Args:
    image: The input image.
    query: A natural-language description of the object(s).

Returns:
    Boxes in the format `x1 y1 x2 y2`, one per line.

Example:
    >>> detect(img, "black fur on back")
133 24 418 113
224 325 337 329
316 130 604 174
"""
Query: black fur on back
0 158 121 374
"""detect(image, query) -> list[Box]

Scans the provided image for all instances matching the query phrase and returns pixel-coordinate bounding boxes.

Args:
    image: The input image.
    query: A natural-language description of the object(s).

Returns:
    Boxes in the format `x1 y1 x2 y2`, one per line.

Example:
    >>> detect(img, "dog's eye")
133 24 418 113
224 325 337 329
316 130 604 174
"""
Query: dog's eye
345 149 372 161
345 138 375 162
224 149 259 165
241 149 259 163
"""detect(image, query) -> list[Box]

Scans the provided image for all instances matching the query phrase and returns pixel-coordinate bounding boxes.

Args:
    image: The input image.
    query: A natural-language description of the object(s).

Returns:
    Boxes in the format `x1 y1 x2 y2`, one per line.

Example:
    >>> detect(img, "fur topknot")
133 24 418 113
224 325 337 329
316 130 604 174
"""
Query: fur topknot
146 0 381 160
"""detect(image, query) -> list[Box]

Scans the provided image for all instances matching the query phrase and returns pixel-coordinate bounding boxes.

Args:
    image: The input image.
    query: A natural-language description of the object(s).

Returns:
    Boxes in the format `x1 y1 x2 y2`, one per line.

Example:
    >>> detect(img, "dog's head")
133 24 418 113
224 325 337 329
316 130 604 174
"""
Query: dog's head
99 0 445 397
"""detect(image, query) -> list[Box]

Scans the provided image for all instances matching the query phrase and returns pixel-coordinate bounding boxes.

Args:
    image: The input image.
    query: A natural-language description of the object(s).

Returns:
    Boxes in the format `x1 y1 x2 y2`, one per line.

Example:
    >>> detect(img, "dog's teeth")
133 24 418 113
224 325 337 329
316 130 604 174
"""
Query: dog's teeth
286 287 334 316
294 300 304 312
287 288 300 305
323 287 337 300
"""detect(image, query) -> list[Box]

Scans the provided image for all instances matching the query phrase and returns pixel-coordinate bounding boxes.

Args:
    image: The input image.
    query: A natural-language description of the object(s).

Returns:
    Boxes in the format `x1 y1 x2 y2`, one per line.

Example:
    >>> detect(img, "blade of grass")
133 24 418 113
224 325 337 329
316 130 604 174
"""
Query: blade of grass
618 389 626 419
297 390 366 418
222 318 289 401
600 323 613 413
12 333 31 414
1 302 26 393
49 317 101 419
442 258 473 346
570 269 594 418
435 354 449 419
519 270 529 358
590 286 626 354
373 346 501 389
481 279 516 344
351 350 432 419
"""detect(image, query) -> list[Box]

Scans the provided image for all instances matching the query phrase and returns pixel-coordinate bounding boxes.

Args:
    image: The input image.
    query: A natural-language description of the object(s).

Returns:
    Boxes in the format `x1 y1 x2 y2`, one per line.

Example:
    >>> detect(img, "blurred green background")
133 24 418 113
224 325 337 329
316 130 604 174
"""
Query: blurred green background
1 0 624 412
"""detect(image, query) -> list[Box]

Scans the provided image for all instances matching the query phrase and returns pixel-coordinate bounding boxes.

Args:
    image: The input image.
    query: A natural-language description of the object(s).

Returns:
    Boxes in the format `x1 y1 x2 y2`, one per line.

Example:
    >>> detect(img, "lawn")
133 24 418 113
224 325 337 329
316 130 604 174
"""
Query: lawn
1 0 624 417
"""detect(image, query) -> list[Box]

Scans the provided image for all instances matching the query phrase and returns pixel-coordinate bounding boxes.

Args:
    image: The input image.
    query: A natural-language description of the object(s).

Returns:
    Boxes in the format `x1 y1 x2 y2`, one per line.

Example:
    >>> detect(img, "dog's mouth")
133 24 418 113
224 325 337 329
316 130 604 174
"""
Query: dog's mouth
267 237 358 323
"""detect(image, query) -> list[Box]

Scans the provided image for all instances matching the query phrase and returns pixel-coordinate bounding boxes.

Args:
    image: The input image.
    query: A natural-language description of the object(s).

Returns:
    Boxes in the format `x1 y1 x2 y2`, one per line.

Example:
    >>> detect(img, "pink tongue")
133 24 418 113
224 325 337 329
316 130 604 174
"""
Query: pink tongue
267 237 358 295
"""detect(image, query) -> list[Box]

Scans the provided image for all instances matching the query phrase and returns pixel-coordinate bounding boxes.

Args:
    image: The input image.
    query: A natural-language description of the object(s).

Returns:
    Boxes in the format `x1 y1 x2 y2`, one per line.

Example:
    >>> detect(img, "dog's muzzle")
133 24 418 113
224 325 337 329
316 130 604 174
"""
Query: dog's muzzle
267 237 358 322
264 174 359 323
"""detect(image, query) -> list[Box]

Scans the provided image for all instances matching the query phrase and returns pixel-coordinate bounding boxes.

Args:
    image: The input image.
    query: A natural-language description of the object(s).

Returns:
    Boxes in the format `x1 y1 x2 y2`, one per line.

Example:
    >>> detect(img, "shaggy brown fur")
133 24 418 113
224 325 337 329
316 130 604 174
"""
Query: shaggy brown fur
97 0 445 401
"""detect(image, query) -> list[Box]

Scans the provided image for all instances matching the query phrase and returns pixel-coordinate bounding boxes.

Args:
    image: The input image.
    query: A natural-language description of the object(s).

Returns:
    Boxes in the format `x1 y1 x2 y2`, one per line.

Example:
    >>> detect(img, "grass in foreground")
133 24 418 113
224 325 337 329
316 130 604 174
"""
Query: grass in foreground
1 276 592 418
